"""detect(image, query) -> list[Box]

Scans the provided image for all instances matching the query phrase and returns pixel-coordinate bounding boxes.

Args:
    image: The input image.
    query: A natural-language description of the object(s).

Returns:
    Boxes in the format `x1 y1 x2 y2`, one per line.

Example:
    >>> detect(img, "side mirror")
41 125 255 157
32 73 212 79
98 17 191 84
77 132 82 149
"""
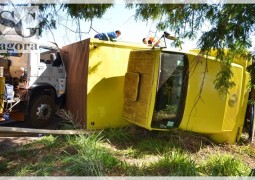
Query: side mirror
52 52 62 67
50 53 56 63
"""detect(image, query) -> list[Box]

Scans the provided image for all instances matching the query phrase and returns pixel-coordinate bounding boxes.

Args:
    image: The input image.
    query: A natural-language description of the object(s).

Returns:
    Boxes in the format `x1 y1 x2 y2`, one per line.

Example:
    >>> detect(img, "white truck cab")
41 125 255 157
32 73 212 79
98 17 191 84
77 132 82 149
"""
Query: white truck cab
0 36 66 128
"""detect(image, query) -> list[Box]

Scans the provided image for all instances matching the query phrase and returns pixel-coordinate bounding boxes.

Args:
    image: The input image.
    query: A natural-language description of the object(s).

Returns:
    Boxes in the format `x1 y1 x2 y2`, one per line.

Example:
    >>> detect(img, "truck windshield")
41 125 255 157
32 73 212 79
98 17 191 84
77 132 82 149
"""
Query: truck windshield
152 53 187 129
40 47 57 64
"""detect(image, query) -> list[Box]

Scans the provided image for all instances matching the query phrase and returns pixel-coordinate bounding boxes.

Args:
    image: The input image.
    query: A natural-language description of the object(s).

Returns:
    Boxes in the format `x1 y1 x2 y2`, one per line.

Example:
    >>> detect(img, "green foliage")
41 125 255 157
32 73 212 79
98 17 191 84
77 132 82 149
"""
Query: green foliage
126 4 255 95
232 144 255 158
126 4 210 40
16 166 34 176
0 129 254 176
121 146 142 158
57 110 81 129
62 4 113 20
8 3 253 95
126 4 163 21
30 3 255 95
63 134 120 175
35 135 59 148
65 133 103 150
199 154 250 176
136 137 169 155
122 163 146 176
37 4 113 35
37 4 58 35
247 63 255 90
0 161 8 172
246 55 255 103
101 127 134 143
127 4 255 52
214 62 235 95
62 154 105 176
146 150 198 176
15 155 60 176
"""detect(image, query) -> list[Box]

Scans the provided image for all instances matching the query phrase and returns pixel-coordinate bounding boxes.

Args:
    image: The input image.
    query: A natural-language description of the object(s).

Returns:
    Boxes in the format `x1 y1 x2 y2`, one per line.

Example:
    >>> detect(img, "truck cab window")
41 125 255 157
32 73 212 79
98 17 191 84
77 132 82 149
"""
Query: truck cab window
40 47 57 65
152 53 187 129
52 52 62 67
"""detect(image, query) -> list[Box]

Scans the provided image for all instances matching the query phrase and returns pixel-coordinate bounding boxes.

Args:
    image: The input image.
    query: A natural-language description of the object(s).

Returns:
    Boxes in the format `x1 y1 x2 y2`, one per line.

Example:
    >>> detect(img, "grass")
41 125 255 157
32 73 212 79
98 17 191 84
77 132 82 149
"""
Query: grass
0 126 254 176
62 133 120 176
199 154 250 176
145 150 198 176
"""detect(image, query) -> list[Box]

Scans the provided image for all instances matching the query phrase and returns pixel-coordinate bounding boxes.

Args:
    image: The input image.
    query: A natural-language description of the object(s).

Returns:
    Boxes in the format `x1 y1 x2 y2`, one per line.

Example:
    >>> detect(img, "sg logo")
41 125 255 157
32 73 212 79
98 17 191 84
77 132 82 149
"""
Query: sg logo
0 5 39 38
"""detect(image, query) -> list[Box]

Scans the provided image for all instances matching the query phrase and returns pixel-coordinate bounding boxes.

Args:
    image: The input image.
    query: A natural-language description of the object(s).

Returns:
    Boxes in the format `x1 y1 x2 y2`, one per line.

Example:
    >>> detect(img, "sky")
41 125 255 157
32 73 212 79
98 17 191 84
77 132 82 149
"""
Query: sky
0 2 254 52
0 2 198 51
41 3 255 52
41 3 197 50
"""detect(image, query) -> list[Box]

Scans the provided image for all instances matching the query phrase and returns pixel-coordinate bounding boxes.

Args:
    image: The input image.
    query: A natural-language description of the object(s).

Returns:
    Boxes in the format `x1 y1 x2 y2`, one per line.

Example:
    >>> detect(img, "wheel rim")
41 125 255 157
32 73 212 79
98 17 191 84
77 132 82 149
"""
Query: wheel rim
36 103 51 120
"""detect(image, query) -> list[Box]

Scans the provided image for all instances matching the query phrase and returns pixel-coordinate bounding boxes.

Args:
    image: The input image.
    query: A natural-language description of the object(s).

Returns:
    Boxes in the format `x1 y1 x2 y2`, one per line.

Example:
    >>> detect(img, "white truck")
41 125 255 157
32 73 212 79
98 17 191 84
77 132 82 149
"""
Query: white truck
0 36 66 128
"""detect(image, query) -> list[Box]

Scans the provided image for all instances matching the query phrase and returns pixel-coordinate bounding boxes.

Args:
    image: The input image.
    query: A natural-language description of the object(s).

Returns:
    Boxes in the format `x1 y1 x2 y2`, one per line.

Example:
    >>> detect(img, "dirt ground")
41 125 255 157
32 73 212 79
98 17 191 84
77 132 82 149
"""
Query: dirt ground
0 115 63 153
0 136 41 152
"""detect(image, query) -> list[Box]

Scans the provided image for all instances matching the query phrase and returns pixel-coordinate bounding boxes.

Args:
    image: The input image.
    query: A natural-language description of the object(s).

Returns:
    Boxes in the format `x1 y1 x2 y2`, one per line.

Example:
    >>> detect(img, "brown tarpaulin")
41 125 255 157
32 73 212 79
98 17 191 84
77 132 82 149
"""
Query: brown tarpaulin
61 39 90 128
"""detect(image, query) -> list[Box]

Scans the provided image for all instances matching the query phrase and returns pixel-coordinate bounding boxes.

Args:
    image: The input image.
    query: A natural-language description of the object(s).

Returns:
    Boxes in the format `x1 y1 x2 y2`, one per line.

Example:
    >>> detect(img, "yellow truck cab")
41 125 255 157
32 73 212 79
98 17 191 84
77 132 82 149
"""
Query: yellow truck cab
51 38 254 144
1 37 253 144
123 48 251 143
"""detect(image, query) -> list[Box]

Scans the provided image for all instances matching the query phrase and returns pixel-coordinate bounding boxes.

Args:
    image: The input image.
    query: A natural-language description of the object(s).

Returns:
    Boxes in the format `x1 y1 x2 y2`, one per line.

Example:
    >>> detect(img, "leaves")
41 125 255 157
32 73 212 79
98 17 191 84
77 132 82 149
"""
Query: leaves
62 4 113 20
37 3 255 95
36 4 113 35
126 4 255 95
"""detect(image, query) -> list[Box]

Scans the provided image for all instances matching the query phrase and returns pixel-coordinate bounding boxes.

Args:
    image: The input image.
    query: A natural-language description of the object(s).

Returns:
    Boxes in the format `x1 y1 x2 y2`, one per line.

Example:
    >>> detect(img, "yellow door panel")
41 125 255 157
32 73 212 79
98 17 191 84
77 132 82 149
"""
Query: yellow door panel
180 54 243 135
123 50 160 129
222 64 243 131
180 54 226 133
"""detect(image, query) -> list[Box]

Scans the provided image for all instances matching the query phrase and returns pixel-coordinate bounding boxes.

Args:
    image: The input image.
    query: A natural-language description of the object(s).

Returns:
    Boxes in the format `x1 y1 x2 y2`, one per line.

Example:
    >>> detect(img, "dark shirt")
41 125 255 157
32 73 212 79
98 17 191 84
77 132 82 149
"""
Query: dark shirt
94 31 117 41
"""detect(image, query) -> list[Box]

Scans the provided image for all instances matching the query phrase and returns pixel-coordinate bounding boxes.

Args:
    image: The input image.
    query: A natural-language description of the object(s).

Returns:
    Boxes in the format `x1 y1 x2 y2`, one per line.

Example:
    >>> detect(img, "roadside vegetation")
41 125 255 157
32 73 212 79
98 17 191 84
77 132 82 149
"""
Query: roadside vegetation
0 123 254 176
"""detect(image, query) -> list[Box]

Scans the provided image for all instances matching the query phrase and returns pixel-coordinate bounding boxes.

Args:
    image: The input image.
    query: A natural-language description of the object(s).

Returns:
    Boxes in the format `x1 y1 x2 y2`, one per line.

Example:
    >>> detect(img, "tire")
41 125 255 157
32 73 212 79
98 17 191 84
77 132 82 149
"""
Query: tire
250 111 255 143
245 104 255 143
27 94 55 128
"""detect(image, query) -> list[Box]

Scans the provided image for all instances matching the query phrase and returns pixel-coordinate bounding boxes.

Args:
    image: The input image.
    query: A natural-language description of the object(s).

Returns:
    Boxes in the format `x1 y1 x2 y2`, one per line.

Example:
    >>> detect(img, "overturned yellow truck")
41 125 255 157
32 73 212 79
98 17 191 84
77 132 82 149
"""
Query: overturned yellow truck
63 38 254 144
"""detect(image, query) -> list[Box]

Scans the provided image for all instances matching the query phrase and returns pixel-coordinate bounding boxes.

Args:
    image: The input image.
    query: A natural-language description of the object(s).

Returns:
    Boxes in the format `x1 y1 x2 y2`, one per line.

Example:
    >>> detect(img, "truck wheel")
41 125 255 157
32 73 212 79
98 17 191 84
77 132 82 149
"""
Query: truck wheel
28 94 55 128
250 110 255 143
245 104 255 143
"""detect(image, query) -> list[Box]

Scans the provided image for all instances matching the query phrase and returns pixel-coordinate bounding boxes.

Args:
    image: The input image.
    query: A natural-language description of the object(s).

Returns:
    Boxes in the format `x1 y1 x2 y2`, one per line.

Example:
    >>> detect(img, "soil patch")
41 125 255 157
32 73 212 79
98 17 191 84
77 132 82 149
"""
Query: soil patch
0 137 41 152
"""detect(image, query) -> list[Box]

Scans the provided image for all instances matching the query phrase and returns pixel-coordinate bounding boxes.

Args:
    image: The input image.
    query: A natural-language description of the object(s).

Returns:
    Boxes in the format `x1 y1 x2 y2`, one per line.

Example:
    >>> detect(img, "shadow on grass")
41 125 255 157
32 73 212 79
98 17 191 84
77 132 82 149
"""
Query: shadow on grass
100 126 214 156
